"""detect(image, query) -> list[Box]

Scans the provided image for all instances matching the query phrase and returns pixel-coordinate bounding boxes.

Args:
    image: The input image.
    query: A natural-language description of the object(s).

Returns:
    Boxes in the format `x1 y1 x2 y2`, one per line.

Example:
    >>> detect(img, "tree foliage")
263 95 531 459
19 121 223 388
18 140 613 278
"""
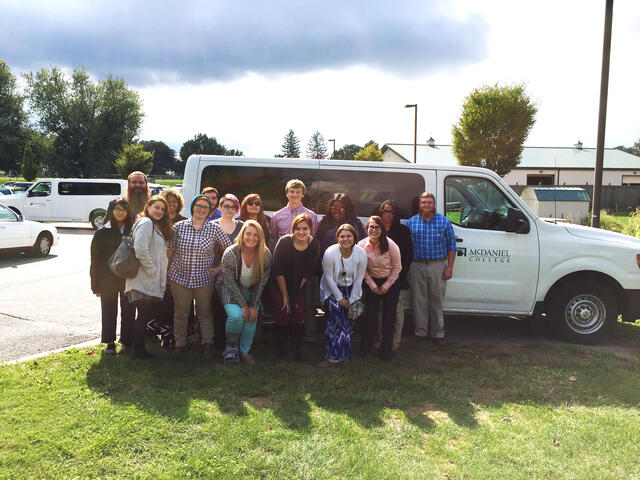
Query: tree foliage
24 66 143 177
452 83 537 176
331 144 361 160
306 130 327 159
179 133 243 167
114 144 153 178
354 143 383 162
140 140 177 175
21 131 53 181
281 129 300 158
616 139 640 157
0 61 28 175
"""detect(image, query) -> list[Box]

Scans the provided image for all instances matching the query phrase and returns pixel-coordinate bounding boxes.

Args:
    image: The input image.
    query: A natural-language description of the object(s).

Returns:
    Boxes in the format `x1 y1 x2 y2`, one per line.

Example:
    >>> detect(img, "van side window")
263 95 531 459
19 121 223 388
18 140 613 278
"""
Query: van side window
29 182 52 197
58 182 121 195
445 176 515 231
201 166 424 219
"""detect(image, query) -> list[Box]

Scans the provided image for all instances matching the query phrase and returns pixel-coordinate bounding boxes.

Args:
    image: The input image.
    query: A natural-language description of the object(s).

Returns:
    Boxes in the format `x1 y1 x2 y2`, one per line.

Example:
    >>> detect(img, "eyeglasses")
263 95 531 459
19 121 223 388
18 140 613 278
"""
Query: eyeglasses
380 210 394 215
368 225 382 230
222 204 236 210
247 200 261 207
330 207 345 212
194 204 209 211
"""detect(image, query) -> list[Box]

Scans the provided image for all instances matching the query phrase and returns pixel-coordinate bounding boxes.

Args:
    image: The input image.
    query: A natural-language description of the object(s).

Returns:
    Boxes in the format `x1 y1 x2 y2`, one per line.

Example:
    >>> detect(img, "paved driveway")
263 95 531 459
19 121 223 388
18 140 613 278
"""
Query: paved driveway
0 228 100 362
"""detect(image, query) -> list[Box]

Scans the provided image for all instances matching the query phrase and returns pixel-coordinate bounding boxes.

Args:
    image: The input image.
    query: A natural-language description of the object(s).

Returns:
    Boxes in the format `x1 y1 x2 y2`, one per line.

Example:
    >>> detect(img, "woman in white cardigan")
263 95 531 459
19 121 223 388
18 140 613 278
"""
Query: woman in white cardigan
125 195 172 359
319 223 367 367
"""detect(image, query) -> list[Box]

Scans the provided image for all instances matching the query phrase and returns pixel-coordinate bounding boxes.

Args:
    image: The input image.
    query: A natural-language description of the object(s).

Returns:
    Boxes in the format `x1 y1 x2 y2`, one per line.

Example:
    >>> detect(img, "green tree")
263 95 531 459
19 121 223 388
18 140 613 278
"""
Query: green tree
24 66 143 177
452 83 537 176
331 144 361 160
0 61 28 175
354 143 383 162
20 131 53 180
281 129 300 158
616 139 640 156
306 130 327 159
140 140 177 175
114 144 153 178
179 133 243 166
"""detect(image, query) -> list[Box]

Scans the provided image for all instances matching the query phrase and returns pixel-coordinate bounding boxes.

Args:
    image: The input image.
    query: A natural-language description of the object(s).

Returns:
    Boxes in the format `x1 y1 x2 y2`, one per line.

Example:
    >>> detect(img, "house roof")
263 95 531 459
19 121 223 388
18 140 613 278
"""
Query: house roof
525 186 591 202
382 144 640 170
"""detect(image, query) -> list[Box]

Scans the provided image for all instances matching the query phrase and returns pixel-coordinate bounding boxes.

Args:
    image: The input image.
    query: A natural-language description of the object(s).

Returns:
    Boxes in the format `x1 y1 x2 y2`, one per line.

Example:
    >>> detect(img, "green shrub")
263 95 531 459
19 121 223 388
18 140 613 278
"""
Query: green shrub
623 207 640 238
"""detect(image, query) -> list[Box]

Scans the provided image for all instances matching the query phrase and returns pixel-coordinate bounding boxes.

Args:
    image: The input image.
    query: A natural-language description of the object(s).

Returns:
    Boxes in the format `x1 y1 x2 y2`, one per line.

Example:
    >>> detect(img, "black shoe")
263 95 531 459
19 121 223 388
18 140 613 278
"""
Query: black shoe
105 343 116 355
378 349 392 362
432 337 451 347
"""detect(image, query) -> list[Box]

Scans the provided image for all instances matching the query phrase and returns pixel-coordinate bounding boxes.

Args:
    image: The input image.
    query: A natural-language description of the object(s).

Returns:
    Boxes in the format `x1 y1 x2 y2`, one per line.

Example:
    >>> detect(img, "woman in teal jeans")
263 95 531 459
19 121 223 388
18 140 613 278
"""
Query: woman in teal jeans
216 220 272 365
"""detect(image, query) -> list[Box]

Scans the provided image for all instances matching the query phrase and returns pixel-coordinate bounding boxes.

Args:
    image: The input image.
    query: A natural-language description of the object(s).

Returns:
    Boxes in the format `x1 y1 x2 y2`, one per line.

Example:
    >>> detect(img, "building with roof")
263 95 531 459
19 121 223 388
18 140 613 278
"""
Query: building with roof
381 142 640 186
520 186 590 221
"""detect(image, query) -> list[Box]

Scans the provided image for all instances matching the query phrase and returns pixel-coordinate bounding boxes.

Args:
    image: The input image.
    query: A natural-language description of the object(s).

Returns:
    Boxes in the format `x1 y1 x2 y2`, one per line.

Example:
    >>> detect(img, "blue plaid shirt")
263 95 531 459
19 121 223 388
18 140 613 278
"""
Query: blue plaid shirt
169 220 232 288
407 213 456 261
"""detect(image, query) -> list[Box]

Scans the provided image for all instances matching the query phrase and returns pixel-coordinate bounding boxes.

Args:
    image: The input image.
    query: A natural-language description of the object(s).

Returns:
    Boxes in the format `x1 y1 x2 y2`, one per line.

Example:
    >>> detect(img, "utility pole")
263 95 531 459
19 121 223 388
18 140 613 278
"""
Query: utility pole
405 104 417 163
592 0 614 228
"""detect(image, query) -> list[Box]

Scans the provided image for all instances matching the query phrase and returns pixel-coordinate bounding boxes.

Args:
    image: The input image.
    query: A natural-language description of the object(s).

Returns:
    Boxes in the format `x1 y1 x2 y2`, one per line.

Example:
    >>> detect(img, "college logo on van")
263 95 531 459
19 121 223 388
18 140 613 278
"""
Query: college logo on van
458 248 511 264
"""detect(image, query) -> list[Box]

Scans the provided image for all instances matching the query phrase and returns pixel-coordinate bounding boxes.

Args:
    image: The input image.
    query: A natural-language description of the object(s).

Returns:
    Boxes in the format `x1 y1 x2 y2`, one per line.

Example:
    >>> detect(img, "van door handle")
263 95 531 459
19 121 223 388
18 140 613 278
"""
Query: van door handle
455 237 463 243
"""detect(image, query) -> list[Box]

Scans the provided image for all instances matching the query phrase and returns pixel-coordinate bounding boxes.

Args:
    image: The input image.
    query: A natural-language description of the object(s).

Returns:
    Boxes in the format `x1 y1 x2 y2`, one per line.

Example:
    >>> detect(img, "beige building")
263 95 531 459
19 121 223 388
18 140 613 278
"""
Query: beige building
520 186 590 222
381 143 640 186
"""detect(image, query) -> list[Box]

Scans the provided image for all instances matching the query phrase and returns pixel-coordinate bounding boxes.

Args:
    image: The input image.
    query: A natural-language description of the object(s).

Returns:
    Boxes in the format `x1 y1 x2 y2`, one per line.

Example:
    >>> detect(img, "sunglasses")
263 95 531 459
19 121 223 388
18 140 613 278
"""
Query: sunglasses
247 200 261 207
380 209 394 215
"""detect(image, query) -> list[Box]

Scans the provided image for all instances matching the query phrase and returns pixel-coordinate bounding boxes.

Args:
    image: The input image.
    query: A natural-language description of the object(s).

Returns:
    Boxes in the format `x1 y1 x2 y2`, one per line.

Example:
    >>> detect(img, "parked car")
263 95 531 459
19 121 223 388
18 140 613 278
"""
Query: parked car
8 182 34 192
182 154 640 344
0 187 14 195
0 204 58 256
1 181 17 188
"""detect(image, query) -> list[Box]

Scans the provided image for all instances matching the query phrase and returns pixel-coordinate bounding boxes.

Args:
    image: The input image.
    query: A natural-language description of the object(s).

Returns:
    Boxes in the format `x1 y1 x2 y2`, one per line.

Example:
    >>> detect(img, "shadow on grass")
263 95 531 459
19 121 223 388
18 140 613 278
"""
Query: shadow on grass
85 318 640 433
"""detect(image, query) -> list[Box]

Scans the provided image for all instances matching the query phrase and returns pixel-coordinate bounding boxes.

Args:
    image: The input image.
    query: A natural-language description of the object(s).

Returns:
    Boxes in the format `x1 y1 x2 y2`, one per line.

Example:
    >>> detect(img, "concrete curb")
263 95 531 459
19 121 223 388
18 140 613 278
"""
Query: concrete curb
2 338 101 365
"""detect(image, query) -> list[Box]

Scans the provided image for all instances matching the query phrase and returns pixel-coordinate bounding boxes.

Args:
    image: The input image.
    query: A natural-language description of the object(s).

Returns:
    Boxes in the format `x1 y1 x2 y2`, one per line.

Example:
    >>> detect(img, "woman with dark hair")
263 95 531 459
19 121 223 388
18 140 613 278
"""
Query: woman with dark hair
169 194 232 360
315 193 366 264
239 194 271 246
357 215 402 360
90 197 135 354
217 220 272 365
378 200 413 351
318 223 367 367
160 189 187 224
271 213 320 360
124 195 173 359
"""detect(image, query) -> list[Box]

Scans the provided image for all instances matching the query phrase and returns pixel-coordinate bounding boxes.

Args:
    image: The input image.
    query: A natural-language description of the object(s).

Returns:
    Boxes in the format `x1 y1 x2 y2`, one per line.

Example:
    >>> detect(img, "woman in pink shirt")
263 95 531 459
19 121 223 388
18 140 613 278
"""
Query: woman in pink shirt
357 215 402 360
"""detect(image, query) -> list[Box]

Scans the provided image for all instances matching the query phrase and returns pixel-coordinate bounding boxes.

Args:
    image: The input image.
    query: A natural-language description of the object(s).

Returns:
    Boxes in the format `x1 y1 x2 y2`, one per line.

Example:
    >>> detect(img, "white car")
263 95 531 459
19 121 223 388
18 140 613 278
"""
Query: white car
0 204 58 256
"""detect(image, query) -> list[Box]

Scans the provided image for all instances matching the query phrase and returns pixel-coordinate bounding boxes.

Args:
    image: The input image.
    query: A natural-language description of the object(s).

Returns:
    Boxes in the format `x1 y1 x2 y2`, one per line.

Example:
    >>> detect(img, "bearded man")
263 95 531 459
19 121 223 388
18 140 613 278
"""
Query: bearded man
126 171 150 218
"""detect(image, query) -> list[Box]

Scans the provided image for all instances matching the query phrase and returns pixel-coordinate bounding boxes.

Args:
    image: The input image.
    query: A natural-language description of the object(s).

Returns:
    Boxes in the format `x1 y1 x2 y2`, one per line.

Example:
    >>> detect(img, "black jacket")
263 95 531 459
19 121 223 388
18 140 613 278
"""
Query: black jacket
386 222 413 289
90 223 132 294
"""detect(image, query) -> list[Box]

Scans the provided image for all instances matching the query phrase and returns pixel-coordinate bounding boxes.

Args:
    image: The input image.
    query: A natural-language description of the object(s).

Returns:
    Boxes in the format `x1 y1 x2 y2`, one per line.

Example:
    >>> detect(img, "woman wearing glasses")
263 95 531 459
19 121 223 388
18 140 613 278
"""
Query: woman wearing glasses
215 194 244 243
377 200 413 351
316 193 366 263
239 194 271 248
318 223 367 367
169 195 232 360
358 215 402 360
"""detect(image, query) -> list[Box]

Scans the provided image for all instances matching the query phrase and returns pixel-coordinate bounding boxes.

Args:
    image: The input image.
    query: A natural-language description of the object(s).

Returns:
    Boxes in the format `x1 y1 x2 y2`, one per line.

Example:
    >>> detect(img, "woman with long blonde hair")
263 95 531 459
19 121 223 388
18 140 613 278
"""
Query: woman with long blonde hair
216 220 272 364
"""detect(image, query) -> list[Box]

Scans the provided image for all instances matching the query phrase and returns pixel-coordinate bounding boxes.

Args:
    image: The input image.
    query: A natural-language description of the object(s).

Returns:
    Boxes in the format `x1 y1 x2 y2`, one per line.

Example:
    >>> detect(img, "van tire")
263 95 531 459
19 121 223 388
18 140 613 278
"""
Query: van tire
549 280 616 344
32 232 52 257
90 209 107 229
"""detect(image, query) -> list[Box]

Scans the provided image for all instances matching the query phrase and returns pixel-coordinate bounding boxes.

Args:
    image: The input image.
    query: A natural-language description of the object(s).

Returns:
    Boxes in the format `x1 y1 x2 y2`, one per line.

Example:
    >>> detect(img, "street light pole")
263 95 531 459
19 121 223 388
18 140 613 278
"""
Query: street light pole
328 139 335 157
405 104 417 163
592 0 614 229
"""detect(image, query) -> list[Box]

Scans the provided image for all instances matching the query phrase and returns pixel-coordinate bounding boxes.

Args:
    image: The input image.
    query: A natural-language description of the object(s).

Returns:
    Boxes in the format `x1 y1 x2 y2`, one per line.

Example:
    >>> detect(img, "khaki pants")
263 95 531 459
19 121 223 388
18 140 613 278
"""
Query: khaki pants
171 281 215 348
409 261 447 339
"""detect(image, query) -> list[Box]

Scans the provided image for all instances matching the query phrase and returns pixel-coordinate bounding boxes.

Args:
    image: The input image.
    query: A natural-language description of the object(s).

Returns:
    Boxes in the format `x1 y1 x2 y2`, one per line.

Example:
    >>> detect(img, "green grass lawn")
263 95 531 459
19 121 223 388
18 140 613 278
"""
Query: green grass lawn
2 324 640 479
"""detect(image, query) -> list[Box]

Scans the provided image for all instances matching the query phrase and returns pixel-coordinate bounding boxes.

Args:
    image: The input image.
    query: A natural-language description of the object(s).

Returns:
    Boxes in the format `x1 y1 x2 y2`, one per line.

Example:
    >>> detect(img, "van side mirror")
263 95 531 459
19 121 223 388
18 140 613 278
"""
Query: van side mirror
17 213 24 221
505 208 530 234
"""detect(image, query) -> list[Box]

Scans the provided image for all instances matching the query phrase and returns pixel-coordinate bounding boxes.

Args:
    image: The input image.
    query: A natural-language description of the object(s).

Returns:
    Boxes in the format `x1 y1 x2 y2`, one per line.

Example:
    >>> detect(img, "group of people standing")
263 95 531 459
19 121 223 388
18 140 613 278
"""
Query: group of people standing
90 172 457 365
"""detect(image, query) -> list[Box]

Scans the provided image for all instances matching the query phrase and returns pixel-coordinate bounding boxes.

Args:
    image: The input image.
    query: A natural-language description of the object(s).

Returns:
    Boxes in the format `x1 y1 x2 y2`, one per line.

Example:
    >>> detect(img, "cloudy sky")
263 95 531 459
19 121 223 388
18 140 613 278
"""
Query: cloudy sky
2 0 639 157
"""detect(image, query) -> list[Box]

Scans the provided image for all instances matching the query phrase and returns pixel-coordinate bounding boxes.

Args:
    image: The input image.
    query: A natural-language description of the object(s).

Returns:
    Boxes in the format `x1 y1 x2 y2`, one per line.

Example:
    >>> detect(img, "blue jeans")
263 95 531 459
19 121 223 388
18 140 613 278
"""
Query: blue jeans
224 290 257 354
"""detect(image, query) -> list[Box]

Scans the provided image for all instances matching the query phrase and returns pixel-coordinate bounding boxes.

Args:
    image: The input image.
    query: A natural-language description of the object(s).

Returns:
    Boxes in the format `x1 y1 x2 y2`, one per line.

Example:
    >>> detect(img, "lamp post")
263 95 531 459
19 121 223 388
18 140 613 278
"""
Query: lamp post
328 139 335 157
405 104 417 164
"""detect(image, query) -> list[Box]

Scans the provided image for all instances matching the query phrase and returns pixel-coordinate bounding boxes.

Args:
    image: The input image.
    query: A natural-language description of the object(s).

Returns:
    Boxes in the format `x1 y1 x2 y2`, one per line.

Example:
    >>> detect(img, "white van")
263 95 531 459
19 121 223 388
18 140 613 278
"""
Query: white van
182 154 640 344
0 178 167 228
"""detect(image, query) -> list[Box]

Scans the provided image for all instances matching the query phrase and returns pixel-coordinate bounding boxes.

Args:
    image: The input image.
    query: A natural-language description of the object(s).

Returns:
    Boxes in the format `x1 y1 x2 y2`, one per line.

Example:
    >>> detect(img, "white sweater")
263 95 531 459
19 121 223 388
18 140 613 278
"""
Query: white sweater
320 244 367 304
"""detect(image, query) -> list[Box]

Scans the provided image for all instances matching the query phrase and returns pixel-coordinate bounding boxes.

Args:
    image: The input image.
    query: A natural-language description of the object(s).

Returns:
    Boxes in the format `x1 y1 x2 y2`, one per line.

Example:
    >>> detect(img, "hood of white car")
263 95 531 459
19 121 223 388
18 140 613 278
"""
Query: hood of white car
563 222 640 247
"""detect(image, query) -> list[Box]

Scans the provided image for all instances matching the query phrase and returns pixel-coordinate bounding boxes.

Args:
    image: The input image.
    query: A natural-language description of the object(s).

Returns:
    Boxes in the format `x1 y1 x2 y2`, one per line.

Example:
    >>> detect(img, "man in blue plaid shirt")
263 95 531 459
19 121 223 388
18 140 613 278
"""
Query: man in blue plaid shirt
407 191 456 346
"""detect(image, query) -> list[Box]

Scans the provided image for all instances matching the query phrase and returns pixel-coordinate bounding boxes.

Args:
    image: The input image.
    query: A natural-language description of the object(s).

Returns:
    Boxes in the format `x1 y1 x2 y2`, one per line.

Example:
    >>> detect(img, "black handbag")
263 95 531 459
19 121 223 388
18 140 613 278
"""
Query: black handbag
108 236 140 279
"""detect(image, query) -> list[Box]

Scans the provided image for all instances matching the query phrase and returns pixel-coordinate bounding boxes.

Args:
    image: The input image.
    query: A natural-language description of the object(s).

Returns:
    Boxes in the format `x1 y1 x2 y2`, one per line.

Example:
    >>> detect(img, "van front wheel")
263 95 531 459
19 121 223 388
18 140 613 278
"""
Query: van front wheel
90 209 107 229
550 280 616 344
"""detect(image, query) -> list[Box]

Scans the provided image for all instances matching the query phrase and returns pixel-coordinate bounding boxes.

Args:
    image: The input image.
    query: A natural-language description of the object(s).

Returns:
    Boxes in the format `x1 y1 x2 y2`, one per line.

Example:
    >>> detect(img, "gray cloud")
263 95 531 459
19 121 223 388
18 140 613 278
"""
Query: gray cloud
0 0 488 85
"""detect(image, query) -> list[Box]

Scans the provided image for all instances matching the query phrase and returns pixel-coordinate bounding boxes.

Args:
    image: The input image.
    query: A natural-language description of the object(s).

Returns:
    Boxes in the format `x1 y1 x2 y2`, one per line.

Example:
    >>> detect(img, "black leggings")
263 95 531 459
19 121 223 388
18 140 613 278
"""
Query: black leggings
362 278 400 355
132 298 156 355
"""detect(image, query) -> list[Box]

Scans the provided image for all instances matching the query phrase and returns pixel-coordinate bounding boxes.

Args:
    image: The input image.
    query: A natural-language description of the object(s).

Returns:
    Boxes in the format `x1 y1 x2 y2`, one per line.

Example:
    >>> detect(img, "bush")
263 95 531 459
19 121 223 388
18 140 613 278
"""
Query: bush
598 211 625 233
623 208 640 238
